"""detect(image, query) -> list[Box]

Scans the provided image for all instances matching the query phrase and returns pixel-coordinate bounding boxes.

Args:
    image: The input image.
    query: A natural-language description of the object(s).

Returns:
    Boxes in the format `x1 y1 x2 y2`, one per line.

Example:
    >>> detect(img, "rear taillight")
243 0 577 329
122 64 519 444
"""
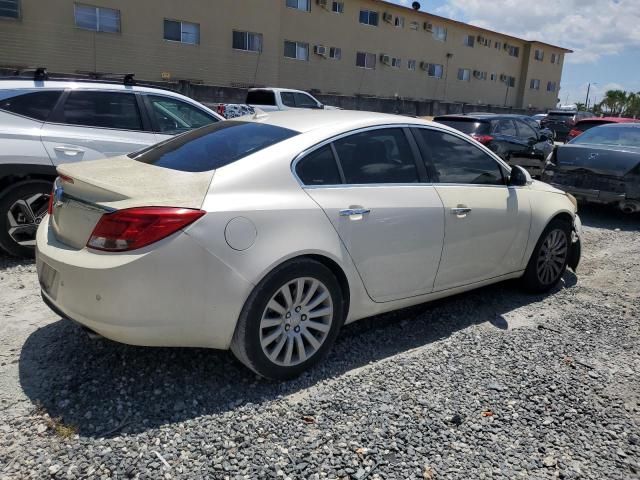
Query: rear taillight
87 207 205 252
471 134 494 145
567 128 582 141
47 187 54 214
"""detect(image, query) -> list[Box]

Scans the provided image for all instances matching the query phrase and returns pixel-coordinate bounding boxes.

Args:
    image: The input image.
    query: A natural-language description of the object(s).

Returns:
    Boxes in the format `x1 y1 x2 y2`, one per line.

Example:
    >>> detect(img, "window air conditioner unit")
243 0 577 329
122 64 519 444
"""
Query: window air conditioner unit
314 45 327 56
419 61 429 71
316 0 329 7
383 12 393 23
380 54 391 65
424 22 433 31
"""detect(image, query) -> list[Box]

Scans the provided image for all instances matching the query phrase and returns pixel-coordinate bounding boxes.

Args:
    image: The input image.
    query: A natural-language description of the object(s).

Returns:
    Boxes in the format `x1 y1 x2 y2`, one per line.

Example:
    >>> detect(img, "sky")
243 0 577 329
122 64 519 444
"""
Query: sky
390 0 640 107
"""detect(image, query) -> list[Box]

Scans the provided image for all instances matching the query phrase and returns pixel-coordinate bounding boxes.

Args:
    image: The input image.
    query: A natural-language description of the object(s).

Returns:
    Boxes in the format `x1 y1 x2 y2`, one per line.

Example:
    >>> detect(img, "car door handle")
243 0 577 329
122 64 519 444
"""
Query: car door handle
451 206 472 216
54 146 85 156
339 208 371 217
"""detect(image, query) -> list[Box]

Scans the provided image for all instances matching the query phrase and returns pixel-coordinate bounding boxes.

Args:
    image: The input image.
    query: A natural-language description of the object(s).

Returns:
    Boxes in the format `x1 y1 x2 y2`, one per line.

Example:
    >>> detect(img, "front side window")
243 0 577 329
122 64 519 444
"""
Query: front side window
232 30 263 52
132 121 299 172
296 145 342 185
61 91 142 130
516 120 537 140
457 68 470 81
74 4 120 33
286 0 310 11
414 128 504 185
280 92 296 108
164 19 199 44
284 40 309 60
356 52 376 69
294 93 320 108
0 0 20 18
359 9 378 26
147 95 218 134
334 128 419 184
0 90 62 121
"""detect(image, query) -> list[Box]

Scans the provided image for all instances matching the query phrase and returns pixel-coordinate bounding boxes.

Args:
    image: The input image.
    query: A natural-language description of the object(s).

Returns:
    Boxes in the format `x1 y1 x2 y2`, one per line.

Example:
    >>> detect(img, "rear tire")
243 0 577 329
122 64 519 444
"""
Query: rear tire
231 258 345 380
0 180 52 258
521 218 571 293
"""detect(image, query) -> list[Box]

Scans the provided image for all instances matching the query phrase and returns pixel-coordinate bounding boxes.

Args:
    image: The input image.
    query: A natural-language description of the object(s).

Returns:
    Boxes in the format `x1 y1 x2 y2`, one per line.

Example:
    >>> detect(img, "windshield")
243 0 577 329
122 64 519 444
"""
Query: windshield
130 121 299 172
571 125 640 148
434 119 491 135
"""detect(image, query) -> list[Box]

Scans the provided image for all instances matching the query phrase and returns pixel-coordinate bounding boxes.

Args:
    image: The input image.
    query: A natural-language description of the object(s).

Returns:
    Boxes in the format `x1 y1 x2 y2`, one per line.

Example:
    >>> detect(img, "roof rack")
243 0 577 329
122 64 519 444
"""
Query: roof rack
75 71 136 85
10 67 49 81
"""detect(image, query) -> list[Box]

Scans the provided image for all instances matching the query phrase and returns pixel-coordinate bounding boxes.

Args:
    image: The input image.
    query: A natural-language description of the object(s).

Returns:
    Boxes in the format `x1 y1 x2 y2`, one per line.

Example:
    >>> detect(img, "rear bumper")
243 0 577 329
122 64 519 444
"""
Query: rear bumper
36 217 253 349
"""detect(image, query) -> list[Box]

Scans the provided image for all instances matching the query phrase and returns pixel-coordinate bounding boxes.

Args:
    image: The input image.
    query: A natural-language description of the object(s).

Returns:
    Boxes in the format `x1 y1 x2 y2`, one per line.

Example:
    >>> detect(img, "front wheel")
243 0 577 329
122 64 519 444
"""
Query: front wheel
521 219 571 293
0 180 52 258
231 259 344 380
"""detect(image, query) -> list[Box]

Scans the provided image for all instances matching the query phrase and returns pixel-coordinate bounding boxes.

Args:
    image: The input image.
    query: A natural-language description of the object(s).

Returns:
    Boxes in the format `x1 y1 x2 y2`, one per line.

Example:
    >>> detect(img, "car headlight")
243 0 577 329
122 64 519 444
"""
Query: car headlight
566 193 578 212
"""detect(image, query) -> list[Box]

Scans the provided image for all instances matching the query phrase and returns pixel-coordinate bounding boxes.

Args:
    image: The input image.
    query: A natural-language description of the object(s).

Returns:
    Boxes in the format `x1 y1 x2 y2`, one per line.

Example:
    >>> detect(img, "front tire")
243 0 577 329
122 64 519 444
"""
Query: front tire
521 219 571 293
0 180 52 258
231 258 345 380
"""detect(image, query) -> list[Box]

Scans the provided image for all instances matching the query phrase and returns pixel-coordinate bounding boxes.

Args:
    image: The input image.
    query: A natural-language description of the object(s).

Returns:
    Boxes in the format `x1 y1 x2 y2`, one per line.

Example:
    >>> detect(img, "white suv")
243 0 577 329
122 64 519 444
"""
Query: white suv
0 77 224 257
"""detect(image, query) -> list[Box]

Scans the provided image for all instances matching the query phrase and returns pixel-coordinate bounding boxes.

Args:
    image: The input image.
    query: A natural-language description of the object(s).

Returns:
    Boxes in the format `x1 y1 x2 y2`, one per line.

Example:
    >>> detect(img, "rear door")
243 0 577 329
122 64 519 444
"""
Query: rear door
491 118 526 159
41 90 157 165
298 127 445 302
413 127 531 290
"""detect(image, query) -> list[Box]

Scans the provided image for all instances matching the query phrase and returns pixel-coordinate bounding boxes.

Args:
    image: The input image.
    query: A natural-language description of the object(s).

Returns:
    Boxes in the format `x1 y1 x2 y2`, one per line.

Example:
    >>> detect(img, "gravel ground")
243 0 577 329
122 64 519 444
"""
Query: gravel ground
0 205 638 479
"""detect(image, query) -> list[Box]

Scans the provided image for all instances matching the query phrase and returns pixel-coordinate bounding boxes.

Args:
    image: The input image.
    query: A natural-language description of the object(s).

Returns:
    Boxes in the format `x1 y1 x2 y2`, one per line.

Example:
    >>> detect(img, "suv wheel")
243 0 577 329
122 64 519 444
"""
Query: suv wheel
0 180 52 258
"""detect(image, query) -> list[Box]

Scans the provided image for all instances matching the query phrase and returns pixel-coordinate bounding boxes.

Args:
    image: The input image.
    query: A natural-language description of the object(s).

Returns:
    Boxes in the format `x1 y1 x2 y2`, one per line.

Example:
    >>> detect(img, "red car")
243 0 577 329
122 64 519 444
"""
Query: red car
566 117 640 142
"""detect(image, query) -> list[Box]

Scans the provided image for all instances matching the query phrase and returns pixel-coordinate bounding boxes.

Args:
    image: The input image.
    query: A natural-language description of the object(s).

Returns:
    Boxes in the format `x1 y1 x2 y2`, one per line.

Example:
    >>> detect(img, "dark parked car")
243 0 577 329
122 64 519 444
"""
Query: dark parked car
542 123 640 214
433 114 554 177
540 110 594 142
565 116 640 142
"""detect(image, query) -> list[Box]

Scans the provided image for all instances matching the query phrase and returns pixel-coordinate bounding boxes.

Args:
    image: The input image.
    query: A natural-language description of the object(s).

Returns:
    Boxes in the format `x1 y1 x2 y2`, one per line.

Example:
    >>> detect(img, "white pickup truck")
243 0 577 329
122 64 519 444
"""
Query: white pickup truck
213 87 337 119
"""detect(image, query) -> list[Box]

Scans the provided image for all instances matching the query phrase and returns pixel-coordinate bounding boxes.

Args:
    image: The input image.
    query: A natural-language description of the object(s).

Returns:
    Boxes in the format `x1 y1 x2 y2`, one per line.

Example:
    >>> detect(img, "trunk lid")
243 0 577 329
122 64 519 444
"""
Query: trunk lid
555 144 640 177
50 156 213 249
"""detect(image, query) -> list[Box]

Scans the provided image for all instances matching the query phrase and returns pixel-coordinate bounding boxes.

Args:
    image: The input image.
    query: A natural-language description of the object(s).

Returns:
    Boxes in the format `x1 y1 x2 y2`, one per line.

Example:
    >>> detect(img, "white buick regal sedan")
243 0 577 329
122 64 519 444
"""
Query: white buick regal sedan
36 110 582 379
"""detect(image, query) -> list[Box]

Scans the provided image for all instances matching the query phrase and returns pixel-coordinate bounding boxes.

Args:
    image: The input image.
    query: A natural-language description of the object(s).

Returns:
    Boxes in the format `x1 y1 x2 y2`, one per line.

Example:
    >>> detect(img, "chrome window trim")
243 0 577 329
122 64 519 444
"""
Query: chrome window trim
290 122 514 189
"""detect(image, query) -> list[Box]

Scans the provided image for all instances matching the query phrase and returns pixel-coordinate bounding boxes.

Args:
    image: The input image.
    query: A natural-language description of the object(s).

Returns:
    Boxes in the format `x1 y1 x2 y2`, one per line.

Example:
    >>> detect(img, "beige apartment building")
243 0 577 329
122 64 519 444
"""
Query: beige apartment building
0 0 571 110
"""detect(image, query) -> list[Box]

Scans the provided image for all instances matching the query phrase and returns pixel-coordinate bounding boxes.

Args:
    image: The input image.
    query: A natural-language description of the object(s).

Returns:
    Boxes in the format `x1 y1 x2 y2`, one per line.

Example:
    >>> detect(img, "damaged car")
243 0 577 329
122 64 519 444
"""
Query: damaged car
542 123 640 214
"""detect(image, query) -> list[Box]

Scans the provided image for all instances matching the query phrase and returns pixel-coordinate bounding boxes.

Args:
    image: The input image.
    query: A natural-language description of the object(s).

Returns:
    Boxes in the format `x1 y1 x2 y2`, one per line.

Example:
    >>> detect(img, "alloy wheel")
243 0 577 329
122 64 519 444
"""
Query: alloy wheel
7 193 49 247
259 277 334 367
536 228 568 285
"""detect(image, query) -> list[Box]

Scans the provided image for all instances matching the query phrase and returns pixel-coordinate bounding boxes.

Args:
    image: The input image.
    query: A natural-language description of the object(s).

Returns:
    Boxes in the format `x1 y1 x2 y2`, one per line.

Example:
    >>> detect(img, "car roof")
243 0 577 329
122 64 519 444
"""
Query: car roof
577 117 640 124
248 87 311 95
434 113 530 121
0 79 182 96
586 122 640 129
231 109 446 134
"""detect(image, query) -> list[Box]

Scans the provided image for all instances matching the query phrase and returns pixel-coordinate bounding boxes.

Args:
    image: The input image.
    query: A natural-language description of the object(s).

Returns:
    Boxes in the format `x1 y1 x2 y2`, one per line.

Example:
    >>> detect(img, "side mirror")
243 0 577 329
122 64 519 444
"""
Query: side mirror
318 103 325 109
509 165 532 186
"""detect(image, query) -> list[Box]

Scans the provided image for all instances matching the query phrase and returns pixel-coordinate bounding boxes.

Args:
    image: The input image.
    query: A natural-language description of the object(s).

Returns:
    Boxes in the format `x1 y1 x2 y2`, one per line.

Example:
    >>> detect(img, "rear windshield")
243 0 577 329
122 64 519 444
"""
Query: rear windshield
130 121 299 172
571 125 640 148
547 112 576 118
578 120 609 132
246 90 277 106
434 118 491 135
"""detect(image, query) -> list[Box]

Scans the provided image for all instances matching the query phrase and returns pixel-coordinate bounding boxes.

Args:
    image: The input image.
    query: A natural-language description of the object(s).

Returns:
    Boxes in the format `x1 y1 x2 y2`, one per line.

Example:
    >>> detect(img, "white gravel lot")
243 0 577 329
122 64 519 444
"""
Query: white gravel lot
0 205 638 479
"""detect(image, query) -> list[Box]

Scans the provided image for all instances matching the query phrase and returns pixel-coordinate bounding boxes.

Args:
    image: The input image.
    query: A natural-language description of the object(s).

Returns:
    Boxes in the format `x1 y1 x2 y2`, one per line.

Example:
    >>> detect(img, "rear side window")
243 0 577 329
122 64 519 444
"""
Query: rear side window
61 91 143 130
333 128 419 184
131 121 299 172
296 145 342 185
493 119 517 136
0 91 62 121
434 118 490 135
246 90 276 106
146 95 218 134
414 128 504 185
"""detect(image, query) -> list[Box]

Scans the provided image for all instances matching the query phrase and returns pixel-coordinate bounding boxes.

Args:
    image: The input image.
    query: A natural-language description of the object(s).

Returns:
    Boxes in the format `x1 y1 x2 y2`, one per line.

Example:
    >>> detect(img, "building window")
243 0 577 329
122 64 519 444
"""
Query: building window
534 49 544 61
428 63 443 79
394 16 404 28
359 9 378 26
232 31 263 52
331 1 344 13
475 71 487 80
284 40 309 60
329 46 341 60
74 4 120 33
408 59 416 71
286 0 310 11
463 35 475 47
433 25 447 42
0 0 19 18
457 68 471 81
409 21 419 30
490 73 497 81
508 46 520 57
356 51 376 69
164 19 199 44
495 41 501 50
391 57 401 68
506 76 516 87
530 79 541 90
547 81 557 92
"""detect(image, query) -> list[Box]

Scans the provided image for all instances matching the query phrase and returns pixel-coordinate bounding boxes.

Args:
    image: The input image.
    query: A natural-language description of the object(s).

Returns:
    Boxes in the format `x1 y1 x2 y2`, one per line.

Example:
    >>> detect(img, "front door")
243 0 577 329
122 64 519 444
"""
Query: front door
295 127 445 302
412 127 531 291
